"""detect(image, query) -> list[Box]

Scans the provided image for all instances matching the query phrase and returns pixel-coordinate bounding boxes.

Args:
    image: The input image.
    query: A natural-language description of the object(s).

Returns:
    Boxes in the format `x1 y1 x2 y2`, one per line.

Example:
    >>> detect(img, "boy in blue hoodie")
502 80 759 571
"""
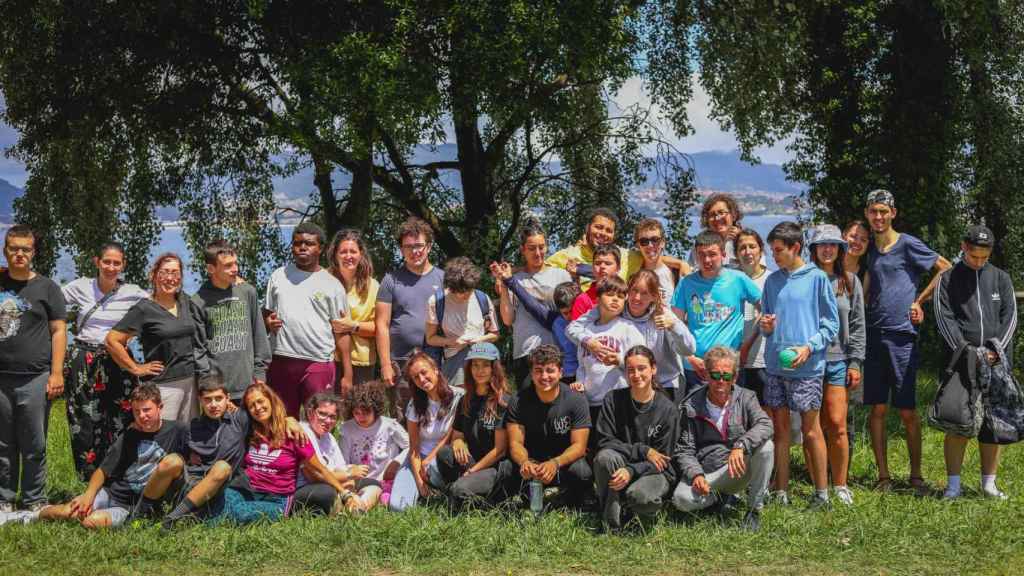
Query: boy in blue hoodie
760 221 839 509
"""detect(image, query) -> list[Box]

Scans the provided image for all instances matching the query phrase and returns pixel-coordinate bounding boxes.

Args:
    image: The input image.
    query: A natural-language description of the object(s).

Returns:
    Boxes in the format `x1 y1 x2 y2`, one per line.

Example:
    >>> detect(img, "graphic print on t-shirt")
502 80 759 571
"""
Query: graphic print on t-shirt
207 296 249 355
550 415 571 435
690 291 735 324
125 440 167 494
0 292 31 340
479 410 501 431
248 443 284 474
582 334 624 358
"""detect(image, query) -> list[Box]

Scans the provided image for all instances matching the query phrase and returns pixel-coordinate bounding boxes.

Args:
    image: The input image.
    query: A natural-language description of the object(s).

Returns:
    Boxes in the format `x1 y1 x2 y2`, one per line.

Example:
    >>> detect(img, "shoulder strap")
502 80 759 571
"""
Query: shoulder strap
73 279 122 335
474 289 493 331
434 286 446 337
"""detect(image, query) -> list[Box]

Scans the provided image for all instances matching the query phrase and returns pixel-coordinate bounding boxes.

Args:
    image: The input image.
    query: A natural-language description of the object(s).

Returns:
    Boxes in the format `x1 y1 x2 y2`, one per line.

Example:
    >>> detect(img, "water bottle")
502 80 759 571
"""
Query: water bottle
529 479 544 517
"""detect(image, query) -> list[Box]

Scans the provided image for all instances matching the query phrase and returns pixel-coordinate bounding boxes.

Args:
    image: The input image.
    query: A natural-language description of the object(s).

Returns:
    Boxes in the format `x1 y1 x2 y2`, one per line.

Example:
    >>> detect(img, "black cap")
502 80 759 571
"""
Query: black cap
964 225 995 247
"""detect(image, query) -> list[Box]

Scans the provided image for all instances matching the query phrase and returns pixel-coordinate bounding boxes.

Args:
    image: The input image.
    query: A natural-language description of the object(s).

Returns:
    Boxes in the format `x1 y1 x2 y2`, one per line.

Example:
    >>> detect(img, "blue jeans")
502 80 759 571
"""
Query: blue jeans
825 360 848 387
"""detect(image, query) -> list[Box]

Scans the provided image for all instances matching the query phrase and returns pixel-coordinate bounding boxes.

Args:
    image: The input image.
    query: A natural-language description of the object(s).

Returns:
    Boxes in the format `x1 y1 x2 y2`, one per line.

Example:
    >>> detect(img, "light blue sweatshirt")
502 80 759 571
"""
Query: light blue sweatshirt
762 264 840 378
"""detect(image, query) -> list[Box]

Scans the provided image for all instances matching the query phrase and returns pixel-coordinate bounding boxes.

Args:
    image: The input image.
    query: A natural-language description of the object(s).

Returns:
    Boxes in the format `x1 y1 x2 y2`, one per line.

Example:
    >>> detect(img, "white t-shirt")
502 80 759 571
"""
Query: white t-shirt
742 268 769 368
297 421 346 487
706 398 729 434
339 417 409 481
653 264 676 306
572 316 646 406
426 290 497 358
264 264 349 362
62 278 148 345
509 267 573 358
405 387 465 457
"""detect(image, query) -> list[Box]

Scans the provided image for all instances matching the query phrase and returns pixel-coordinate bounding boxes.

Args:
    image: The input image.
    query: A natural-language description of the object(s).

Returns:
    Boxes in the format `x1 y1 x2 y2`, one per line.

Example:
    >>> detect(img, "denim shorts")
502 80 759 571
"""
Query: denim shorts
825 360 848 387
765 373 824 413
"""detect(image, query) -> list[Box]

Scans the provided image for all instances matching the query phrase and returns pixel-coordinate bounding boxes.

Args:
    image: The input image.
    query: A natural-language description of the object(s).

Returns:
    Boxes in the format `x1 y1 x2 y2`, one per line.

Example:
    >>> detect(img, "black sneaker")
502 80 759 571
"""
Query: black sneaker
741 509 761 532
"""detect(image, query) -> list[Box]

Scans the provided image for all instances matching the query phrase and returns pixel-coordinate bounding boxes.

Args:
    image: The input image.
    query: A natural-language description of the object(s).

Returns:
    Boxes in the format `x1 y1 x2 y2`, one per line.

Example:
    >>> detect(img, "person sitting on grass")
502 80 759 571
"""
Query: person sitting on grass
672 346 774 532
213 383 353 525
162 372 310 527
593 346 679 530
293 392 364 515
565 276 646 440
500 344 592 509
36 383 189 528
390 352 464 511
435 343 511 512
339 381 410 512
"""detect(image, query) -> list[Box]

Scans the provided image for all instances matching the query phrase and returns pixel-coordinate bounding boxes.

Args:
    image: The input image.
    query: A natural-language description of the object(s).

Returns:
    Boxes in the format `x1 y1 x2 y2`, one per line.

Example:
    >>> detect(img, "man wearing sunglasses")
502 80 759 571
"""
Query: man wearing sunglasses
672 345 774 531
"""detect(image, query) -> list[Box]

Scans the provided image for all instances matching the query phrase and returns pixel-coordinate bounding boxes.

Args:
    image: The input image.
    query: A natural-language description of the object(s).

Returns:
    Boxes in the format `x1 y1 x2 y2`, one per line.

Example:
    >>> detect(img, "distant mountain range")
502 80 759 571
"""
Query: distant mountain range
0 149 804 224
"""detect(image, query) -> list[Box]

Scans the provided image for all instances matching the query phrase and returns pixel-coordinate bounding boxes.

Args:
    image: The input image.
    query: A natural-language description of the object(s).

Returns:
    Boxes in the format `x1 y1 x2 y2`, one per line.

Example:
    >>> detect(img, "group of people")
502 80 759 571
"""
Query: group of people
0 188 1017 533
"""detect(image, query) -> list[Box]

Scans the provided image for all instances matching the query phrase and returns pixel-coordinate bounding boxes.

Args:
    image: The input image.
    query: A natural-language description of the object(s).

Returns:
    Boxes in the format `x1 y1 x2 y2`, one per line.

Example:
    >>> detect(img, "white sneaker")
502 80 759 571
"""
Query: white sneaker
982 486 1009 500
770 490 790 506
0 502 14 514
834 486 854 505
942 488 961 501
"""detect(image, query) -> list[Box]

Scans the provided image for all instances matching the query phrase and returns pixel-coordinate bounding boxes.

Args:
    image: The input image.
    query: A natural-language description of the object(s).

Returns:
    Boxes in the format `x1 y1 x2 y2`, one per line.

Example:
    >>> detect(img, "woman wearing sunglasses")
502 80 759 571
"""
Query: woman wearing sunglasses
672 345 774 532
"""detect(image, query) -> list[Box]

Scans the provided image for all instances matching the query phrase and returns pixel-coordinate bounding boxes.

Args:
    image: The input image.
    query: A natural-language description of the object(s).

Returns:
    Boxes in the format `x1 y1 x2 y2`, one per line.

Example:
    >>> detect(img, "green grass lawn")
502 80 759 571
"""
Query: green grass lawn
2 374 1023 576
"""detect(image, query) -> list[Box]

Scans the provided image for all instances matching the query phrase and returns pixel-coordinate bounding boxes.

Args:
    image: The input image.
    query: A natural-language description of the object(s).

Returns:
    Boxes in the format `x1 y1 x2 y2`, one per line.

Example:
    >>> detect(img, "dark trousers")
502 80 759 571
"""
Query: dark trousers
292 482 339 515
435 446 505 511
499 457 593 508
593 448 670 528
65 343 134 480
511 356 532 391
0 373 49 505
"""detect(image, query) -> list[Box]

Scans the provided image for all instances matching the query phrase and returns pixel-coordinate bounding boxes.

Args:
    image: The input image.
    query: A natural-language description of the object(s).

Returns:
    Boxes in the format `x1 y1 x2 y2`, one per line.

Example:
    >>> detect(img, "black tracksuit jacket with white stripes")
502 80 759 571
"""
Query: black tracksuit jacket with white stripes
934 260 1017 366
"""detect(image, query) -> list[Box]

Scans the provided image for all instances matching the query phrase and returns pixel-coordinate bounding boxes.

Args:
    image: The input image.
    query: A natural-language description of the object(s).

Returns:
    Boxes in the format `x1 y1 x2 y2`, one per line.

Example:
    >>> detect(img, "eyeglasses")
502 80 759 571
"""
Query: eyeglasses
156 270 182 279
708 210 731 220
314 410 339 422
637 236 663 247
709 371 735 382
401 242 428 253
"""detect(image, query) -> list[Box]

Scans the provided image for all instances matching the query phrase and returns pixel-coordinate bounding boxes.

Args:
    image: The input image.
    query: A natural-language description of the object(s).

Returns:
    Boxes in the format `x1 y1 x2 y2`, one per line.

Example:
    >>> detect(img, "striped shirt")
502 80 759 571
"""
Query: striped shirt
62 277 148 345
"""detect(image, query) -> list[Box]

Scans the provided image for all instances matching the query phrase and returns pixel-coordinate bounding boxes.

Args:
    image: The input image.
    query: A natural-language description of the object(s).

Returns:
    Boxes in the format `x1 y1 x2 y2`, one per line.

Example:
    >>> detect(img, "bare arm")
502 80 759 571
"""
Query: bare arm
375 301 395 384
507 422 530 466
915 256 953 306
47 320 67 399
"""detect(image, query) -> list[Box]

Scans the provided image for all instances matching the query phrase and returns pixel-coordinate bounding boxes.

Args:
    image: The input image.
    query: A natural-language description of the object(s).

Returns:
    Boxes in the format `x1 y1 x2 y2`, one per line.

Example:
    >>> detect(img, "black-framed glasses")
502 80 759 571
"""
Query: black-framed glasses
637 236 663 247
709 371 734 382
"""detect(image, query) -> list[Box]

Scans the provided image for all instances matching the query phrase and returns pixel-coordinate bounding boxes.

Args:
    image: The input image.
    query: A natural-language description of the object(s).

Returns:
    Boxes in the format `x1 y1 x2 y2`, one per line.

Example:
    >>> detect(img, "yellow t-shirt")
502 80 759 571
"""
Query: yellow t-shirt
545 242 638 290
346 278 379 367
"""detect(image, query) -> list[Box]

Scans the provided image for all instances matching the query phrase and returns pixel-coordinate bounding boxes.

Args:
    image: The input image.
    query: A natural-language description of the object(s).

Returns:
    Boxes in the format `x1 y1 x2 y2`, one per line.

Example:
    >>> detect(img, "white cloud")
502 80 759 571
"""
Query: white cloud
610 76 793 166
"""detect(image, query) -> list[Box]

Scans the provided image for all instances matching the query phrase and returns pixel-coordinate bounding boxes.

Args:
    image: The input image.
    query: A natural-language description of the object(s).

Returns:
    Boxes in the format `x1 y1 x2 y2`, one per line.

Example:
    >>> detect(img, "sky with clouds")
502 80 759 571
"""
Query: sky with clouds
0 78 793 189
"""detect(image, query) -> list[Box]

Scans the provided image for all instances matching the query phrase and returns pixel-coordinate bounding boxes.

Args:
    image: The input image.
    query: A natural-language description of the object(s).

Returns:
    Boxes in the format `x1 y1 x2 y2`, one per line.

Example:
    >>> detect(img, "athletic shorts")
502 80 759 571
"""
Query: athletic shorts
92 488 131 527
740 368 767 404
765 373 824 413
825 361 848 387
863 330 918 409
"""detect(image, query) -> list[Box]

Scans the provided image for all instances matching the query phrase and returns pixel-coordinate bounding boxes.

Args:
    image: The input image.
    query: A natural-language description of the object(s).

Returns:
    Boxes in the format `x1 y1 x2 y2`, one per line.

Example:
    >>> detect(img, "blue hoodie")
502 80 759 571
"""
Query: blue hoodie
762 264 840 378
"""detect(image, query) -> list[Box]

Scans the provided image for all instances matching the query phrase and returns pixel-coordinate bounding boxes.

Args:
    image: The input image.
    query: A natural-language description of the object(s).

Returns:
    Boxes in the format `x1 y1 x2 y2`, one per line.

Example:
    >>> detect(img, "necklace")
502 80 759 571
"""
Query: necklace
630 391 656 413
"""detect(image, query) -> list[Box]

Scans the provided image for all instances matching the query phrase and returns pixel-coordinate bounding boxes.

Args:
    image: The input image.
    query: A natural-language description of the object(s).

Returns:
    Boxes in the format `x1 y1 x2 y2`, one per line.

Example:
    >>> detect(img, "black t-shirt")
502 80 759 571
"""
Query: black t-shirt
113 296 202 383
454 393 510 463
99 420 189 505
504 383 590 462
0 272 67 375
188 409 251 472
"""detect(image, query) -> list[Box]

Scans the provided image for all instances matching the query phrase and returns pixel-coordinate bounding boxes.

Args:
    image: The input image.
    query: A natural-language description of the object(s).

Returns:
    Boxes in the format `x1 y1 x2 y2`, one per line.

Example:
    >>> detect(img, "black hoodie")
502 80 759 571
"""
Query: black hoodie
935 260 1016 365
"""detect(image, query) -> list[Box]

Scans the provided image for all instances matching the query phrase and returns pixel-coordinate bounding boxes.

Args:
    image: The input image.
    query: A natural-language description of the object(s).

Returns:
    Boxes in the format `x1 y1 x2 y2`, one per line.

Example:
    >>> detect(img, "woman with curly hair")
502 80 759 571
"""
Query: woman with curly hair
687 193 764 269
389 352 464 510
339 381 409 512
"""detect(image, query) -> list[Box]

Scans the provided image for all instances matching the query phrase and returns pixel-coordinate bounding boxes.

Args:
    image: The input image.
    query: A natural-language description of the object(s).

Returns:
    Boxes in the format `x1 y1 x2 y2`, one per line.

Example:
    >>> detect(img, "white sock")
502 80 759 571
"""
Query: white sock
982 474 997 492
834 484 848 492
815 489 829 500
946 475 961 494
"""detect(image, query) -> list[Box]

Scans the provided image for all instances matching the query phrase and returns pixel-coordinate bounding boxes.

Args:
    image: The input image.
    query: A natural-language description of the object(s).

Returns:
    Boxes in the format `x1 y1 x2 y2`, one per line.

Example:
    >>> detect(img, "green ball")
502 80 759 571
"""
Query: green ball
779 348 798 369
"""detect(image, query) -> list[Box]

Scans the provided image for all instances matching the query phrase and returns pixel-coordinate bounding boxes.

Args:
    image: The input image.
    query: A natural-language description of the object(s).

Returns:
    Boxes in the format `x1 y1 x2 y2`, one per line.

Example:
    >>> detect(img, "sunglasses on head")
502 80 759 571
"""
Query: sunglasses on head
709 371 734 382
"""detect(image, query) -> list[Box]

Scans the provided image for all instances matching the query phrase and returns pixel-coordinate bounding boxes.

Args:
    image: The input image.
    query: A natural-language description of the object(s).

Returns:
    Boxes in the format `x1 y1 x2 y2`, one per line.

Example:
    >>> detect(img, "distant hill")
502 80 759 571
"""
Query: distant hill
0 178 20 222
685 150 803 196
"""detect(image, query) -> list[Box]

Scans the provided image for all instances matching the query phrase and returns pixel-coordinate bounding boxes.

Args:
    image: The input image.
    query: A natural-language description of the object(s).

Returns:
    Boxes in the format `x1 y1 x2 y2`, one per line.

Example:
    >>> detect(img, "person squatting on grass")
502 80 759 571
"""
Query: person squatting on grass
672 346 774 532
434 342 511 512
593 346 679 531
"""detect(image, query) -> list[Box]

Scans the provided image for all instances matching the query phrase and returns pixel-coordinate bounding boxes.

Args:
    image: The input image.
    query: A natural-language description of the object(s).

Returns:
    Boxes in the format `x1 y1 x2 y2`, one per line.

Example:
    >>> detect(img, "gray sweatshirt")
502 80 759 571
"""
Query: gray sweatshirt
192 281 272 398
826 273 866 372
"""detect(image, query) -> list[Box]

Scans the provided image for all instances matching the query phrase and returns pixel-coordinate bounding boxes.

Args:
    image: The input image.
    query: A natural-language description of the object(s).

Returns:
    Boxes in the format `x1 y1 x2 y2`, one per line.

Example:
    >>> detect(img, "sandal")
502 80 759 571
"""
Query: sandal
873 476 892 492
909 476 932 497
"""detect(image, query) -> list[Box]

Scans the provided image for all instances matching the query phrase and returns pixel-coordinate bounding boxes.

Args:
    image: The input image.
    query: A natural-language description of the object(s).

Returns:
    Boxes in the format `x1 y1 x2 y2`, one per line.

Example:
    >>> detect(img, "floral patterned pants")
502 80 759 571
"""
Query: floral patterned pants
64 343 135 480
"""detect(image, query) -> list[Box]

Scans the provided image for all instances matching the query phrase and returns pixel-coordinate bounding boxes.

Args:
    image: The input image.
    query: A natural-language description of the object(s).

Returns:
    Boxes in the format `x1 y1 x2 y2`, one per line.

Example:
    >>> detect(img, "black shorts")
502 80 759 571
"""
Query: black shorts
741 368 767 404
